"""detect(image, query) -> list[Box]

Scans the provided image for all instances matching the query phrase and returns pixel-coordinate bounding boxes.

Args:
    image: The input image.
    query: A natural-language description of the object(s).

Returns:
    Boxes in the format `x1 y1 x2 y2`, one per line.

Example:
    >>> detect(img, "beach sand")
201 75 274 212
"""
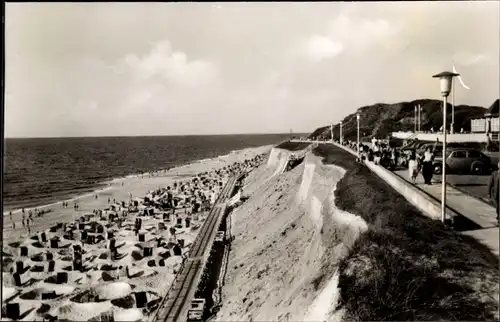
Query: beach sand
1 145 272 322
3 145 273 245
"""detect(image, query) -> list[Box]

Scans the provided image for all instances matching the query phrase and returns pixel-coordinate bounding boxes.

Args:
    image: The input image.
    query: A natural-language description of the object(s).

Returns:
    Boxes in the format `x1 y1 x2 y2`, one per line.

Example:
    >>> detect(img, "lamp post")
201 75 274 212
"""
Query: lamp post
330 122 334 143
414 105 417 133
356 113 360 156
451 79 455 134
340 121 343 145
418 104 422 132
432 71 459 223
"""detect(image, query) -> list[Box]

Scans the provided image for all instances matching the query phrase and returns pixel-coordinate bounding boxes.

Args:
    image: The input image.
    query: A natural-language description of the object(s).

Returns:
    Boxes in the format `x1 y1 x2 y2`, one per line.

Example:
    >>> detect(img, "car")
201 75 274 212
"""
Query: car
432 149 492 175
416 142 443 156
399 141 427 154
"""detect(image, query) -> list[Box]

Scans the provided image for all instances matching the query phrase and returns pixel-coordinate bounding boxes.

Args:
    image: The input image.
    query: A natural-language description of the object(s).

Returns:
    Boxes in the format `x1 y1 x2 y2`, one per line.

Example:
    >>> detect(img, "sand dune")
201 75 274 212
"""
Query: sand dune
216 148 367 321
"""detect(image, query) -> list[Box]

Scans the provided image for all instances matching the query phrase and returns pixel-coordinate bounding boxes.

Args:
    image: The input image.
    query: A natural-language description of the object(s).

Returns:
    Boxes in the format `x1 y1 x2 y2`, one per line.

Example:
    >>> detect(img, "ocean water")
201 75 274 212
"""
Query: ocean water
3 134 298 212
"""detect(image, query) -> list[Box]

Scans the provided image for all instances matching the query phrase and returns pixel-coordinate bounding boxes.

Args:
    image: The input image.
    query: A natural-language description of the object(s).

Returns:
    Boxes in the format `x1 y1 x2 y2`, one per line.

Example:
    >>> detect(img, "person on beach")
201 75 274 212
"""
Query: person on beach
487 161 500 222
9 211 12 221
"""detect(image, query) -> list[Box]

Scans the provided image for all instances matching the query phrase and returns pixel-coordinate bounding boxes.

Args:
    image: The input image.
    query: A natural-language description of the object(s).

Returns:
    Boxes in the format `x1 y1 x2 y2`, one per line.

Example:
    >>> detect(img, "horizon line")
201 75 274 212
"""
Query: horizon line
4 132 310 140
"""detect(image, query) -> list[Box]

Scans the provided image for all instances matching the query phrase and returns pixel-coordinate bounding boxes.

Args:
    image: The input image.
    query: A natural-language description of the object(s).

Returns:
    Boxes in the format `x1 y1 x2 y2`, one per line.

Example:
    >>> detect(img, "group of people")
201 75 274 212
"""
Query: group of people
340 135 500 223
406 146 437 185
61 201 80 210
341 137 439 185
6 151 268 240
343 138 401 171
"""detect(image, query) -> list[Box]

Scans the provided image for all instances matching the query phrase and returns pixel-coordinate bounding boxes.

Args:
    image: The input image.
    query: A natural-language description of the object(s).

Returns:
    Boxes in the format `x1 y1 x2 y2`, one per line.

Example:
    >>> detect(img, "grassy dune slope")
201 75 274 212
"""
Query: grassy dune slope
313 144 499 321
275 141 311 151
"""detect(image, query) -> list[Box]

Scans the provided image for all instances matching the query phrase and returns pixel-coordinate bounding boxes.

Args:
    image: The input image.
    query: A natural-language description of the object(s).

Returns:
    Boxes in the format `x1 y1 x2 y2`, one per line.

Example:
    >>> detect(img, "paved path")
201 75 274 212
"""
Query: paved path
393 169 498 229
286 140 500 256
389 167 499 257
334 141 500 256
154 174 241 322
461 227 499 256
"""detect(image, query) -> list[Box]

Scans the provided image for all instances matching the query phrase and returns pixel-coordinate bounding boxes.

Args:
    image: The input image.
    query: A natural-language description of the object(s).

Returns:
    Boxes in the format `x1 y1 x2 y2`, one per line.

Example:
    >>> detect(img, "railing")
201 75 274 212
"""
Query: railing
392 131 490 143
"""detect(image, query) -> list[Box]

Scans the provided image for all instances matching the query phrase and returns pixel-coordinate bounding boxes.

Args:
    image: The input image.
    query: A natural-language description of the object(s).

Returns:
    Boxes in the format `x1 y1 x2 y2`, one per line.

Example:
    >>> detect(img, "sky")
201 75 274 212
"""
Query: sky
5 2 500 138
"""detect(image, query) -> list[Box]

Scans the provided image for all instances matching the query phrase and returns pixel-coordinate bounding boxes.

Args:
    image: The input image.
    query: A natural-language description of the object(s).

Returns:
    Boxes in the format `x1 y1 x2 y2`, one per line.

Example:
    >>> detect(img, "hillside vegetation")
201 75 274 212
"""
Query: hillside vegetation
314 144 499 321
309 99 495 141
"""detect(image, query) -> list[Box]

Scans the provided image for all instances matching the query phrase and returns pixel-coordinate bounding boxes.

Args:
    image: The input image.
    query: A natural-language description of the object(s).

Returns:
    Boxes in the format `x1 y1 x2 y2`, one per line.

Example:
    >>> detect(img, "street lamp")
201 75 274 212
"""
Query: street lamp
356 113 360 156
330 122 334 143
414 105 417 133
340 121 343 145
432 71 459 223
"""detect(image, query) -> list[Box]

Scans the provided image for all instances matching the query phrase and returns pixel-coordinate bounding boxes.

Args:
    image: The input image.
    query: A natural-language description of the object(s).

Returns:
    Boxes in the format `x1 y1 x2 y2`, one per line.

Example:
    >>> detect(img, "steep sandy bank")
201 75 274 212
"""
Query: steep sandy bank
216 149 366 321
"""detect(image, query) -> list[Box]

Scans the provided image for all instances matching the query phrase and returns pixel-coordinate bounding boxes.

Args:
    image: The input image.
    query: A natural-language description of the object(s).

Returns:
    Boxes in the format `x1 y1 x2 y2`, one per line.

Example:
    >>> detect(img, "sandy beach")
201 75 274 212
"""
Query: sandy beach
1 145 272 322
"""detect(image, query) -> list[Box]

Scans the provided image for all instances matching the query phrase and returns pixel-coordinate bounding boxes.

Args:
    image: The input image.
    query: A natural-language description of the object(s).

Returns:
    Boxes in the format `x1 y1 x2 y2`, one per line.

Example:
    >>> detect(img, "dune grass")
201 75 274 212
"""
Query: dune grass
275 141 311 151
313 143 499 321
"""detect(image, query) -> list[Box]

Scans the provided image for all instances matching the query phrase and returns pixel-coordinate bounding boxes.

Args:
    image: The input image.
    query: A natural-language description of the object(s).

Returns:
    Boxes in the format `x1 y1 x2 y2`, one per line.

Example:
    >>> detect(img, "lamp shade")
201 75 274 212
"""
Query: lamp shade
432 71 459 97
356 114 360 120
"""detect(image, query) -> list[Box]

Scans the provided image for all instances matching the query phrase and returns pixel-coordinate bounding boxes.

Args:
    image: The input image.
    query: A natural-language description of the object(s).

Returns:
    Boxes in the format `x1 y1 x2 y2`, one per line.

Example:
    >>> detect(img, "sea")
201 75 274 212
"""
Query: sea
3 134 299 213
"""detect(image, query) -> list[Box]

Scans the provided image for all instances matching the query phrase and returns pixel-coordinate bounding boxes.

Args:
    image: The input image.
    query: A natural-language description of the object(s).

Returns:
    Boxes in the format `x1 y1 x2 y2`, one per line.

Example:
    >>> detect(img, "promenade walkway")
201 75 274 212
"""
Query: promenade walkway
393 168 499 256
293 139 499 256
363 140 499 255
393 169 498 228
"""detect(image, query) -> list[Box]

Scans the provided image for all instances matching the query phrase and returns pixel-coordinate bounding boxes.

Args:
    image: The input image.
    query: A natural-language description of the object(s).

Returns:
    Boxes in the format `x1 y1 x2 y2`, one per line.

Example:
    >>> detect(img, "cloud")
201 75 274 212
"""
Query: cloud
4 2 499 137
328 15 400 51
452 52 487 66
304 35 344 62
124 41 219 88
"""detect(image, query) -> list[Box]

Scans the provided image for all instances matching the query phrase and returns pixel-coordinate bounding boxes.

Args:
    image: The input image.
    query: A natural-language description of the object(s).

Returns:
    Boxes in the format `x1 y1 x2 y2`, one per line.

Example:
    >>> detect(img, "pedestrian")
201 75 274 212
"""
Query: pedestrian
408 151 419 184
488 162 500 222
420 147 434 185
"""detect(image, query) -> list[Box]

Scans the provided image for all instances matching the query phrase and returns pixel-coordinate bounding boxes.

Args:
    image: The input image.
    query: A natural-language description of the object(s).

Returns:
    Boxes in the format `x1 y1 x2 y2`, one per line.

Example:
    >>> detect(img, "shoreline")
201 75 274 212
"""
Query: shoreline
2 146 273 216
1 145 271 322
2 145 273 245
